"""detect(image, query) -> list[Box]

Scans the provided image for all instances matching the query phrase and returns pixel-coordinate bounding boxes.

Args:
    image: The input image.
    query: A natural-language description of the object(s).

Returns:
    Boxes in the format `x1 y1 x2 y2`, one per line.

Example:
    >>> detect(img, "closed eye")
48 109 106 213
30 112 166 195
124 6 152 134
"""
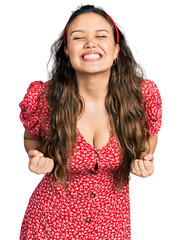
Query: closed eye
73 37 84 40
96 36 107 38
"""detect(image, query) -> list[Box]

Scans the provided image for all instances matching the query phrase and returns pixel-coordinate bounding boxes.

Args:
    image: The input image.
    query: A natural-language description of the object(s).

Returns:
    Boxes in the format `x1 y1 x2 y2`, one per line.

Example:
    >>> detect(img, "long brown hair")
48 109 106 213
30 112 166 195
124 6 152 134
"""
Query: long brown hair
40 5 149 191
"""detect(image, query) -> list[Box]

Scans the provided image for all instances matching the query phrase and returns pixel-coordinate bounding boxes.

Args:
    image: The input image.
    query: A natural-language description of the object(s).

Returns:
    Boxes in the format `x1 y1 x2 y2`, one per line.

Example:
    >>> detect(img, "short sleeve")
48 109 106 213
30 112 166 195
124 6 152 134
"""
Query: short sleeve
19 81 49 137
142 79 162 136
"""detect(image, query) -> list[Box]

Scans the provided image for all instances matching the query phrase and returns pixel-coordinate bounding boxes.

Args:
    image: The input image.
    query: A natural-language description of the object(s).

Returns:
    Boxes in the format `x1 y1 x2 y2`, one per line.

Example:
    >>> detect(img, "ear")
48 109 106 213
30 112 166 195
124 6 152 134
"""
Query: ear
113 44 120 60
64 47 69 56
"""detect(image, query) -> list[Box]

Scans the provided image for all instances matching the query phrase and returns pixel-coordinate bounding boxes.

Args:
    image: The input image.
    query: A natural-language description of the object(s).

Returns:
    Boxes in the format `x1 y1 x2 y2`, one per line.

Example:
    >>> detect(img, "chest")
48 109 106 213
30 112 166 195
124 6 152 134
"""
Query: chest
69 129 121 175
77 104 112 151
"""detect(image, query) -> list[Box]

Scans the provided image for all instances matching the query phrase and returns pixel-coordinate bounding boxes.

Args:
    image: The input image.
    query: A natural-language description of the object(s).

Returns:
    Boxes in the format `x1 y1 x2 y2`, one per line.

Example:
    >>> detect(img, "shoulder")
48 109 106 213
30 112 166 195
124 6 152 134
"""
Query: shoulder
25 80 48 99
20 80 49 108
141 79 162 104
19 80 50 136
142 79 160 95
141 79 162 135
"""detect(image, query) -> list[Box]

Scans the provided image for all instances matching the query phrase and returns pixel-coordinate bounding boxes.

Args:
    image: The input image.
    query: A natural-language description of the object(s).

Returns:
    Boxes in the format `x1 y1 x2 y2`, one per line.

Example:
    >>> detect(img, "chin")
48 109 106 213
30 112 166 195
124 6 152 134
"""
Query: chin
77 67 111 75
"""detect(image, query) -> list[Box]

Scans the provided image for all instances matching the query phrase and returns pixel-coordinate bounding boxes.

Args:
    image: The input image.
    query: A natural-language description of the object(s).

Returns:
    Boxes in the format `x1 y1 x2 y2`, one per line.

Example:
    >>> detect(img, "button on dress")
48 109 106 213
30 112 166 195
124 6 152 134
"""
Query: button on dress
19 79 162 239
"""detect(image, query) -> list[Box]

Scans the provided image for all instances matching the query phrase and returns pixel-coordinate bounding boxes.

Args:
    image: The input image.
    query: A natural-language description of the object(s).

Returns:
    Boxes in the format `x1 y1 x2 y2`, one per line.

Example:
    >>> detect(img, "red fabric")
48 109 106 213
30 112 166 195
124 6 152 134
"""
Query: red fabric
19 79 162 239
19 81 50 137
142 79 162 136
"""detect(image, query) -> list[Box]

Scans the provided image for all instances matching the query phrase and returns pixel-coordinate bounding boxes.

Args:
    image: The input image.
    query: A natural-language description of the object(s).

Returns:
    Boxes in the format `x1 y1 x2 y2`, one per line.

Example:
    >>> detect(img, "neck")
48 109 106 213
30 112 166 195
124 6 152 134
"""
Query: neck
76 71 110 103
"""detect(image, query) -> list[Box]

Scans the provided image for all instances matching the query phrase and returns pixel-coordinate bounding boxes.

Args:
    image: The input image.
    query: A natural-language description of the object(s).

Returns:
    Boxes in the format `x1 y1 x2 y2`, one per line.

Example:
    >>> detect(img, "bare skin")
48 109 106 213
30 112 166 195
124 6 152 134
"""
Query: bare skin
24 130 54 174
24 13 158 177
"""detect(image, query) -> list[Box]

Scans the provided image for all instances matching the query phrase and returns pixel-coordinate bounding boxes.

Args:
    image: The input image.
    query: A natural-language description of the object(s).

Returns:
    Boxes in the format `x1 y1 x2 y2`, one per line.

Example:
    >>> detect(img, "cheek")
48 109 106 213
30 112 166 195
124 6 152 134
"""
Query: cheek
109 45 117 57
67 44 82 60
68 51 81 70
102 42 116 57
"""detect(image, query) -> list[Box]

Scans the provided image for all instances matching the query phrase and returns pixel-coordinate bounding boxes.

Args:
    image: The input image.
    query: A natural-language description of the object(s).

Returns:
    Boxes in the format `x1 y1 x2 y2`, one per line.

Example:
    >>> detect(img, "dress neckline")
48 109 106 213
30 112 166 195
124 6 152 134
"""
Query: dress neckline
77 128 113 152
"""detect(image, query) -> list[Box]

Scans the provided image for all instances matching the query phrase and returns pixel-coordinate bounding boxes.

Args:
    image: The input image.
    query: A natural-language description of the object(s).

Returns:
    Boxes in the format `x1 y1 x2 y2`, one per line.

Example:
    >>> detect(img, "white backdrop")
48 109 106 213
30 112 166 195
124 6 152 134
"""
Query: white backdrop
0 0 180 239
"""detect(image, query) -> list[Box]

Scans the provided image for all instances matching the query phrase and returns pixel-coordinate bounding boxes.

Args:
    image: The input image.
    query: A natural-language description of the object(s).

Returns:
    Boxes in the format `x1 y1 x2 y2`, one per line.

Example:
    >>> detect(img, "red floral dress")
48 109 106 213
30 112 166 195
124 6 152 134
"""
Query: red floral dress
19 79 162 240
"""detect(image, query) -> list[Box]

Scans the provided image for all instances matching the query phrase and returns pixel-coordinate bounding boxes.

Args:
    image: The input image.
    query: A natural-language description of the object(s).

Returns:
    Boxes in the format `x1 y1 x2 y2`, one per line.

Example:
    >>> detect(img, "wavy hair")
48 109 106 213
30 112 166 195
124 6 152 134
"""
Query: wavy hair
40 5 150 192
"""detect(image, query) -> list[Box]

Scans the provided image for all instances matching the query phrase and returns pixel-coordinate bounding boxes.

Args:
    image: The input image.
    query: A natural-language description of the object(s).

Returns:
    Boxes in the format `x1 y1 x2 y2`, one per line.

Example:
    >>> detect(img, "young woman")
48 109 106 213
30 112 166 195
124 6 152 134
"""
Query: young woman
19 5 162 239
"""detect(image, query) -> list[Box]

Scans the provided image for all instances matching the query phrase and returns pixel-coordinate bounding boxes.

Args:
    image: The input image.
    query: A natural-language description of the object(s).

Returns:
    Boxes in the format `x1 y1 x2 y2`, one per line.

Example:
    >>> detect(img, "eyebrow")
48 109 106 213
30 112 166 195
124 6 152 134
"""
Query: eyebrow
96 29 109 33
70 30 85 35
70 29 109 35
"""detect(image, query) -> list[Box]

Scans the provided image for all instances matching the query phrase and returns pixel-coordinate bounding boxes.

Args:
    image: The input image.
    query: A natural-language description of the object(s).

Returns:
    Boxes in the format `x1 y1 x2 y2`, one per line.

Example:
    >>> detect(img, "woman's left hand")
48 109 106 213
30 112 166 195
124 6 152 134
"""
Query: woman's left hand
130 154 154 178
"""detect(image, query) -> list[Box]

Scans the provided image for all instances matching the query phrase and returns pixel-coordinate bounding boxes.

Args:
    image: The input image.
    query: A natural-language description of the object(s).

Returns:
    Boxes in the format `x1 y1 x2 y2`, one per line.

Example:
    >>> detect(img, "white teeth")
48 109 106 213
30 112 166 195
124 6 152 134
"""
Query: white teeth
83 54 101 59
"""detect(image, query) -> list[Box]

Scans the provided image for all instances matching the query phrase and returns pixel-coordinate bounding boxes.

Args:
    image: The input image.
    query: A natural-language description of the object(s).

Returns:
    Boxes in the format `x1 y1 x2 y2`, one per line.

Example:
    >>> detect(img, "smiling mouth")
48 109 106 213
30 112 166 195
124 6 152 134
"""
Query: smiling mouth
81 53 103 61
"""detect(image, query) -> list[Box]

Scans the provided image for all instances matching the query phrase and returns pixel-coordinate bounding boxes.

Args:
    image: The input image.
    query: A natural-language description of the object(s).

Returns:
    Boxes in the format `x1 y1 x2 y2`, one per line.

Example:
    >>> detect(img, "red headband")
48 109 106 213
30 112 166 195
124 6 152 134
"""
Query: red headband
63 13 119 46
106 13 119 45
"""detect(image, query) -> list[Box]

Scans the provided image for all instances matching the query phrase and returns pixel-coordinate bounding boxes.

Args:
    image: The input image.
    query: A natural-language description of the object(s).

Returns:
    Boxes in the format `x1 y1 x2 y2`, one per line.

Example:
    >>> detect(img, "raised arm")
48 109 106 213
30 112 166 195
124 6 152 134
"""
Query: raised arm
24 130 54 175
147 134 158 155
24 130 43 153
132 79 162 178
130 135 158 178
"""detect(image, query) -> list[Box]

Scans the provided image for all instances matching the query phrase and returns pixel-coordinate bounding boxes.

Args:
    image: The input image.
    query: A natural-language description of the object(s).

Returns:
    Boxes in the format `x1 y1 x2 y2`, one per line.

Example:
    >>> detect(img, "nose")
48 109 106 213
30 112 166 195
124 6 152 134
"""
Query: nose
84 37 96 48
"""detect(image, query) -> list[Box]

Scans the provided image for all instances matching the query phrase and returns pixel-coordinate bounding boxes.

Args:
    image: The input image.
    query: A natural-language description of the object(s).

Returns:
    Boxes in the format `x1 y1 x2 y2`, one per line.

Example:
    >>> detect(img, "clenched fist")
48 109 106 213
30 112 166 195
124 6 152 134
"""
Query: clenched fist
28 150 54 175
131 154 154 178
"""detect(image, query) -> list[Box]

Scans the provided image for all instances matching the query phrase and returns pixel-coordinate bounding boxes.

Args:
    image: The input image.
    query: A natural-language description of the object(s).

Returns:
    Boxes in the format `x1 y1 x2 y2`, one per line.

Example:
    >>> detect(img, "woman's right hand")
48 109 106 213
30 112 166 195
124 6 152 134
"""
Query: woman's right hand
28 150 54 174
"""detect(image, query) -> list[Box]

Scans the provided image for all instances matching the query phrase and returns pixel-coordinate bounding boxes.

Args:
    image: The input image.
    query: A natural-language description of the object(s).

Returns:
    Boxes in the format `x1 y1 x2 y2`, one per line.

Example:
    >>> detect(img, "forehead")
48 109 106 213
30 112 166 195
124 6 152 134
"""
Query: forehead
68 12 113 33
